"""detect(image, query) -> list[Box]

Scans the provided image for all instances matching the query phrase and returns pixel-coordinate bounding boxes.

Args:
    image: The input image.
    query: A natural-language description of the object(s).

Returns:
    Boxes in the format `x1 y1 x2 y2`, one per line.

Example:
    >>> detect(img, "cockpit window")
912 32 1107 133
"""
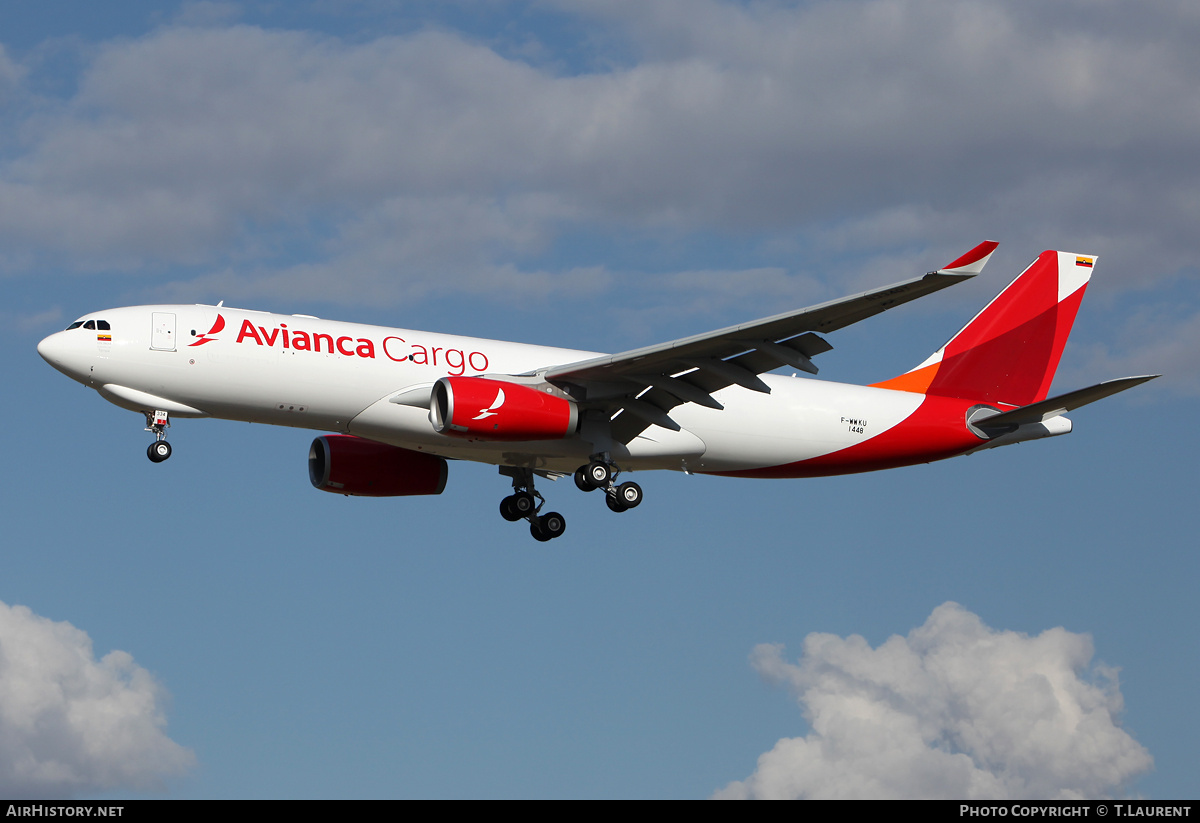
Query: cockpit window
67 319 110 330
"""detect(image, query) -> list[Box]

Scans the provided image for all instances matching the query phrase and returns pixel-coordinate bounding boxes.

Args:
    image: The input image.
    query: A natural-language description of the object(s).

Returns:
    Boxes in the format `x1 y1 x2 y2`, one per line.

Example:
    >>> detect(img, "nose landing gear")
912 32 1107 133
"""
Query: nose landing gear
145 410 172 463
147 440 173 463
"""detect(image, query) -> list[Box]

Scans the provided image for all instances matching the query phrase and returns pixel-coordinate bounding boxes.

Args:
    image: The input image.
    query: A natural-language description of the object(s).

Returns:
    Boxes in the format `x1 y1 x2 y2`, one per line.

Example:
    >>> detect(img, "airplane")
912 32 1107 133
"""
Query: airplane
37 242 1156 541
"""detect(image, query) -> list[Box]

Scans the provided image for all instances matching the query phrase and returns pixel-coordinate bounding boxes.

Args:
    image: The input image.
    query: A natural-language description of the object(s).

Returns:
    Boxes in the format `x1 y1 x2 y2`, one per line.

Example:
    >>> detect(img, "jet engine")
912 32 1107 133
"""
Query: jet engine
309 435 448 496
430 377 578 441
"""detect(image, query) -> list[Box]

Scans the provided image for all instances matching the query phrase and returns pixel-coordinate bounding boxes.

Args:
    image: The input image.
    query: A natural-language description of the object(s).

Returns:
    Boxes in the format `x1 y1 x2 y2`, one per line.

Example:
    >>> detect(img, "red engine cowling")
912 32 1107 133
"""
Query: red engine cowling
309 435 448 496
430 377 578 441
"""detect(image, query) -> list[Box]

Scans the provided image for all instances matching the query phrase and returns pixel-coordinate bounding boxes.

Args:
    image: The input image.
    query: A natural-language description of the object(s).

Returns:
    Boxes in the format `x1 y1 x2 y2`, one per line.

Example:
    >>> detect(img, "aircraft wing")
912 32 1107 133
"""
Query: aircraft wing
537 241 998 442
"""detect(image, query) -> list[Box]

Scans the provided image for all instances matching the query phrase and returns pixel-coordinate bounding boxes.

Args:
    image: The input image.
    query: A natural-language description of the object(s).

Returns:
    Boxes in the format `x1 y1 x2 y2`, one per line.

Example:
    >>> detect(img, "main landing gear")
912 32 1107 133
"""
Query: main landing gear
145 409 173 463
499 467 567 542
573 457 643 513
498 456 644 542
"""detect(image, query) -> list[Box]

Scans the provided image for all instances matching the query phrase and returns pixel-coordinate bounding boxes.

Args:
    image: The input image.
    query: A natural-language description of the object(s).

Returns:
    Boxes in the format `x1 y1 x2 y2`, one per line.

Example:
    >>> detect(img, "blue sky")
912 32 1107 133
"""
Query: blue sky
3 1 1197 799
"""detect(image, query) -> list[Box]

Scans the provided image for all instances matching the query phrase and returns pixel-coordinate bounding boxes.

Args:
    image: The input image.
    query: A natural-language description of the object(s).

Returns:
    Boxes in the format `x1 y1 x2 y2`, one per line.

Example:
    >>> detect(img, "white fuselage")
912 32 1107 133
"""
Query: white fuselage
38 304 936 476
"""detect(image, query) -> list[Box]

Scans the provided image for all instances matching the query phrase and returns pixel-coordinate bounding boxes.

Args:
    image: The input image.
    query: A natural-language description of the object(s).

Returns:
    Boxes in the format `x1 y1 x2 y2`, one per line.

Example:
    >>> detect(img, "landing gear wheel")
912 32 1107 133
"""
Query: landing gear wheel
512 491 536 517
498 466 552 532
606 494 628 513
574 467 597 492
615 481 643 509
531 511 566 541
500 491 537 522
499 495 522 522
585 460 611 488
147 441 172 463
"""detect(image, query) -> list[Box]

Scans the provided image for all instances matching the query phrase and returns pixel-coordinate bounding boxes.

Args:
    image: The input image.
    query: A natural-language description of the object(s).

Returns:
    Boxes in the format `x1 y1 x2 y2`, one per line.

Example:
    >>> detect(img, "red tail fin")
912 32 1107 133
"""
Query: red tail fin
873 251 1093 406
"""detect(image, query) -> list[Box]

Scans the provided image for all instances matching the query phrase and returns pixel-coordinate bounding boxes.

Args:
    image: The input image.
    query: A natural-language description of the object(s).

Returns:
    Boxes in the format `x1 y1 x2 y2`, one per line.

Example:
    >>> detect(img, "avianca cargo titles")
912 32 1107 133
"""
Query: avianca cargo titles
38 242 1157 541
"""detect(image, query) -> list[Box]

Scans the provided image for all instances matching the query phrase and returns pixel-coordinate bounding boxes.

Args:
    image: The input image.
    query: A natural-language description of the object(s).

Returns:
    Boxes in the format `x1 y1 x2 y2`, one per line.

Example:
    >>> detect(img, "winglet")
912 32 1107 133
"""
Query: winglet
939 240 999 276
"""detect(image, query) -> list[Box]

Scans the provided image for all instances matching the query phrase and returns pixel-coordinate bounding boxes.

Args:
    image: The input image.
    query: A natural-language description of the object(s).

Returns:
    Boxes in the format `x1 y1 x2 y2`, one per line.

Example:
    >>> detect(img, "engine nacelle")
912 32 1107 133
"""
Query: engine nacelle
430 376 578 441
309 435 448 496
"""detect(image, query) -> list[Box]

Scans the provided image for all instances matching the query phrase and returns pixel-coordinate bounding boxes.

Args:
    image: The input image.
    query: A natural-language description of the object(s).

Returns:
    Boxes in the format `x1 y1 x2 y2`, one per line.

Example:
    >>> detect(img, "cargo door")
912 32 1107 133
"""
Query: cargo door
151 312 177 351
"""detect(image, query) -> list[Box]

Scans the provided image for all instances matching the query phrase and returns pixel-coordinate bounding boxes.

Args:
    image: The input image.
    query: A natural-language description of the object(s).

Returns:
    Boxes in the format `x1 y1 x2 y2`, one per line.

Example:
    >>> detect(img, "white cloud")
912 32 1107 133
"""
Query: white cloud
5 306 63 334
714 603 1152 799
0 45 21 101
1067 302 1200 397
171 1 243 29
0 600 194 798
0 1 1198 312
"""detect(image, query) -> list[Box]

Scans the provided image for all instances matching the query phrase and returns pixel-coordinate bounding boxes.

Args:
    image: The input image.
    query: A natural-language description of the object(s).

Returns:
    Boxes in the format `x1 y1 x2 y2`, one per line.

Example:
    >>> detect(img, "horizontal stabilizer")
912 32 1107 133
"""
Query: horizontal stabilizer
973 375 1159 430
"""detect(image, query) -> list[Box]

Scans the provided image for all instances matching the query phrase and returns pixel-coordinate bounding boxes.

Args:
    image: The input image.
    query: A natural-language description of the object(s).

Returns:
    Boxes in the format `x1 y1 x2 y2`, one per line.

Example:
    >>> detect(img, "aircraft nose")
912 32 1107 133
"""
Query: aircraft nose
37 331 65 365
38 331 86 381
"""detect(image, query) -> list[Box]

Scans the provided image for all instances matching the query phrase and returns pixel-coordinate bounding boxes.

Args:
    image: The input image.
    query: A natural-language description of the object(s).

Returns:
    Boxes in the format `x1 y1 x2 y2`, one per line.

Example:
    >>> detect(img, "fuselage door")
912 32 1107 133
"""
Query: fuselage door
151 312 177 351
